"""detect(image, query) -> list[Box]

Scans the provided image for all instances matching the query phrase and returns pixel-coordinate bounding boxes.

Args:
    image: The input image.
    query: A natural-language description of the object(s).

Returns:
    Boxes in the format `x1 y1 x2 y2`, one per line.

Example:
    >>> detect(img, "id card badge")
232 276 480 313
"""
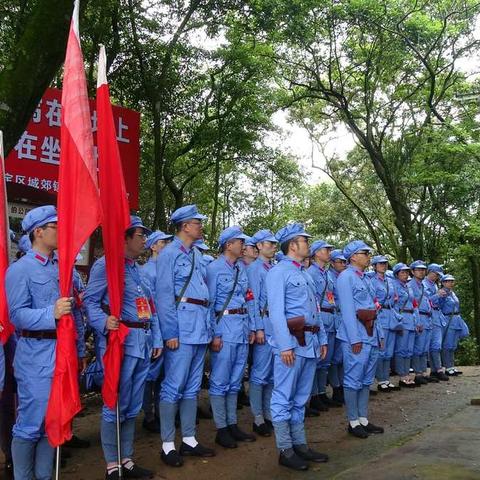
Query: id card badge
326 291 335 305
136 297 152 320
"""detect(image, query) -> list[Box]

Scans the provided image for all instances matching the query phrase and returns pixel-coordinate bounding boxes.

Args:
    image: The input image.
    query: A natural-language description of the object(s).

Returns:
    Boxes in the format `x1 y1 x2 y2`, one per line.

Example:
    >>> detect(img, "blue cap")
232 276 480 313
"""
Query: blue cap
275 223 311 245
146 230 173 249
244 236 256 247
410 260 427 270
365 270 376 278
193 239 210 251
18 235 32 253
309 240 334 257
129 215 152 235
330 249 347 262
428 263 444 274
386 270 394 278
218 226 249 247
392 262 410 275
441 274 455 282
170 204 206 224
343 240 372 260
371 255 389 265
275 251 285 262
251 229 278 244
22 205 58 234
203 254 215 265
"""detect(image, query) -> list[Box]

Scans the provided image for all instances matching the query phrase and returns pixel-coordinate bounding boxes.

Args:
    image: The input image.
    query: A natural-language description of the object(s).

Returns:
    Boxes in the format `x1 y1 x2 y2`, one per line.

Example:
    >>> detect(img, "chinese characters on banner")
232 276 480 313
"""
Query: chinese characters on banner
5 87 140 209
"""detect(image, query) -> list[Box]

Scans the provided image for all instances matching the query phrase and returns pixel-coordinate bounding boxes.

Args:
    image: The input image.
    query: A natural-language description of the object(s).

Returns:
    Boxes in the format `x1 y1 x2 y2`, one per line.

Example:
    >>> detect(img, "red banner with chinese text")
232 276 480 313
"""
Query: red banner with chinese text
5 87 140 209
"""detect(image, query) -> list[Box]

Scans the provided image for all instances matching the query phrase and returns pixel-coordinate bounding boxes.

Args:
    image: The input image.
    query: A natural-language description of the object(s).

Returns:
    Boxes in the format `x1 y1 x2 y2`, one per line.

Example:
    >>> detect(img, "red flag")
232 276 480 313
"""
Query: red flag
0 132 14 345
97 44 130 409
45 0 102 447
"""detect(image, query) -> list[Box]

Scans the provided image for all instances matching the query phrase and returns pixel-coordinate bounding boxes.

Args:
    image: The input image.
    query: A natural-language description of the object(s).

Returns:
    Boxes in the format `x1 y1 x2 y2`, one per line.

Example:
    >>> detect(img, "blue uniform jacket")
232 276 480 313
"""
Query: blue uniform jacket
327 268 343 329
265 257 327 358
307 264 336 332
370 273 399 331
246 257 273 331
408 278 432 329
392 279 418 331
84 256 162 359
142 257 157 292
336 265 382 346
72 269 86 358
155 237 210 344
423 279 447 327
438 289 467 332
207 255 255 343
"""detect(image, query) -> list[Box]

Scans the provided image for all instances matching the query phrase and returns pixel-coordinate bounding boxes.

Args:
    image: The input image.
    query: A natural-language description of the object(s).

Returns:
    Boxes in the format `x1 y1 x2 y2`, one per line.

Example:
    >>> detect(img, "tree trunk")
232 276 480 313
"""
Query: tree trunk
152 103 167 230
469 255 480 359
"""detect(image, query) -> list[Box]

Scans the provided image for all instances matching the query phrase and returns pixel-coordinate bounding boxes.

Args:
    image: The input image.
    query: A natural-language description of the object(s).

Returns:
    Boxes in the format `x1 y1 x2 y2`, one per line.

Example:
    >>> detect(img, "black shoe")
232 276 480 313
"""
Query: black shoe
161 450 184 467
399 380 416 389
454 369 463 375
105 468 120 480
197 405 213 419
293 444 329 463
377 383 390 393
179 442 215 457
265 418 273 429
215 427 237 448
253 422 272 437
319 393 342 408
363 422 384 434
432 371 449 381
387 383 401 391
332 386 345 404
279 448 309 471
64 435 91 449
426 375 439 383
310 395 329 412
415 375 428 385
348 424 368 439
446 369 458 376
142 418 160 433
305 405 320 417
228 424 256 442
122 462 154 479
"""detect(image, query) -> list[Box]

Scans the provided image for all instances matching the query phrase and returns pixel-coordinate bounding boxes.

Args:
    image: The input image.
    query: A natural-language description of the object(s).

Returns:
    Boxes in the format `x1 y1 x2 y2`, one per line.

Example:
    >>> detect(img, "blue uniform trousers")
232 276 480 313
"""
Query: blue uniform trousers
312 331 335 395
249 342 274 422
394 330 415 376
442 327 461 368
376 329 397 382
271 354 316 450
160 344 207 442
412 329 432 373
142 357 164 422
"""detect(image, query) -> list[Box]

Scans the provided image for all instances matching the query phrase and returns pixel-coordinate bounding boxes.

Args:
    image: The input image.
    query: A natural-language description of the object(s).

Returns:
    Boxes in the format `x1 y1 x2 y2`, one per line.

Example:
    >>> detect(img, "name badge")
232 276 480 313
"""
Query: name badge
136 297 152 320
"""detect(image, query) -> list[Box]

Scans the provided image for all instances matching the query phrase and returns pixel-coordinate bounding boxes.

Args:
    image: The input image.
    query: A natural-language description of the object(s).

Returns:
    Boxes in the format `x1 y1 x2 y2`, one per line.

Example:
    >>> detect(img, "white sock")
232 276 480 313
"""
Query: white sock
254 415 265 426
350 420 360 428
107 466 119 474
359 417 368 426
162 441 175 454
182 436 198 448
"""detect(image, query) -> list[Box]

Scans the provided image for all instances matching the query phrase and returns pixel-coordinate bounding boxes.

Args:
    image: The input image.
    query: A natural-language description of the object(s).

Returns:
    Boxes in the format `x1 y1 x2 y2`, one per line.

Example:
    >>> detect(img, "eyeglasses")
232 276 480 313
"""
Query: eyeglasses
357 250 372 256
186 220 203 227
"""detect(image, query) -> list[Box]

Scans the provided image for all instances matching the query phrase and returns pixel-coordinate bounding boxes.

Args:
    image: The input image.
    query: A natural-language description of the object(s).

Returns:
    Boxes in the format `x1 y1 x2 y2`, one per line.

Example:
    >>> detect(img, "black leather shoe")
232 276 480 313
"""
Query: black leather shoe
279 448 309 471
228 424 256 442
415 375 428 385
215 427 237 449
387 383 401 391
197 405 213 419
265 418 273 428
253 422 272 437
454 369 463 375
319 393 342 408
432 371 449 381
105 469 120 479
161 450 184 467
293 444 329 463
426 375 439 383
310 395 329 412
363 422 384 434
122 462 154 479
64 435 91 448
348 424 368 439
305 405 320 417
446 369 458 376
399 380 416 389
142 418 160 433
179 442 215 457
377 383 390 393
332 386 345 404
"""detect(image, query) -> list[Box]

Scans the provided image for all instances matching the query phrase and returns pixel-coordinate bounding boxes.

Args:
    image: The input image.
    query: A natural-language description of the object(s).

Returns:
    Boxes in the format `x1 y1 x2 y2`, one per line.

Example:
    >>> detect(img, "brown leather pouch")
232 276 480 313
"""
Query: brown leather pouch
356 309 377 337
287 316 306 346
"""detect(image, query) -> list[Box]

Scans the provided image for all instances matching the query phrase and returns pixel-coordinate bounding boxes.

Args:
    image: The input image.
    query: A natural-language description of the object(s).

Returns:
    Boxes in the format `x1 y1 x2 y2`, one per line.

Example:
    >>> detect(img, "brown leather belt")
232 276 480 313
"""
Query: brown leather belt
21 329 57 340
176 297 209 307
216 308 247 316
121 320 151 329
320 307 335 313
402 309 414 314
381 305 391 310
303 325 320 333
419 311 432 317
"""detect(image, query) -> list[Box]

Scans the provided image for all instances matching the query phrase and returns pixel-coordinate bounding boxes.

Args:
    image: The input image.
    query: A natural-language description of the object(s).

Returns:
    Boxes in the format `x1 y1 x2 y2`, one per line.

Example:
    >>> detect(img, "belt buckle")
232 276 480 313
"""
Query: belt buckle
181 297 188 303
223 309 229 316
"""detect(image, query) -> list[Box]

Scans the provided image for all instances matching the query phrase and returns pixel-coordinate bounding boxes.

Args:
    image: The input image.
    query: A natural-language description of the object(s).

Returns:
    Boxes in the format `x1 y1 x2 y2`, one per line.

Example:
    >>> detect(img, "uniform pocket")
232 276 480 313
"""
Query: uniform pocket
177 302 198 333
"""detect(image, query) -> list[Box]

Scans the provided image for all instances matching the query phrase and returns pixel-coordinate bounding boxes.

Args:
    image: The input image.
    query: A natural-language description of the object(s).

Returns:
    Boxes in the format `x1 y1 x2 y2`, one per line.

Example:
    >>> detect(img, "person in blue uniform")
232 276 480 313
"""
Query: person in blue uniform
392 263 418 389
207 226 256 448
241 236 258 268
246 229 277 437
424 264 449 381
155 205 215 467
84 215 162 480
408 260 437 385
438 274 469 376
327 249 347 404
337 240 384 439
370 255 401 392
266 223 329 471
5 206 76 480
307 240 341 413
141 230 173 434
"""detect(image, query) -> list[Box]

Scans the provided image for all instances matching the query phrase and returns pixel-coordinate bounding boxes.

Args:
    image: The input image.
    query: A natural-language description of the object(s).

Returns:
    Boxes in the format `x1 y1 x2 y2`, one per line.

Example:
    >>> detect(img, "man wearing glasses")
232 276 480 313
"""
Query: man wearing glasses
337 241 384 439
5 206 75 479
155 205 215 467
266 223 328 471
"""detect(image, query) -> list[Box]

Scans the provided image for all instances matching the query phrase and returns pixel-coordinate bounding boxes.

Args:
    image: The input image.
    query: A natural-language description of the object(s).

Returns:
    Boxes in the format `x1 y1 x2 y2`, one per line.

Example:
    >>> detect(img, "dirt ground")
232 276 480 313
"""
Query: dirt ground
2 367 480 480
